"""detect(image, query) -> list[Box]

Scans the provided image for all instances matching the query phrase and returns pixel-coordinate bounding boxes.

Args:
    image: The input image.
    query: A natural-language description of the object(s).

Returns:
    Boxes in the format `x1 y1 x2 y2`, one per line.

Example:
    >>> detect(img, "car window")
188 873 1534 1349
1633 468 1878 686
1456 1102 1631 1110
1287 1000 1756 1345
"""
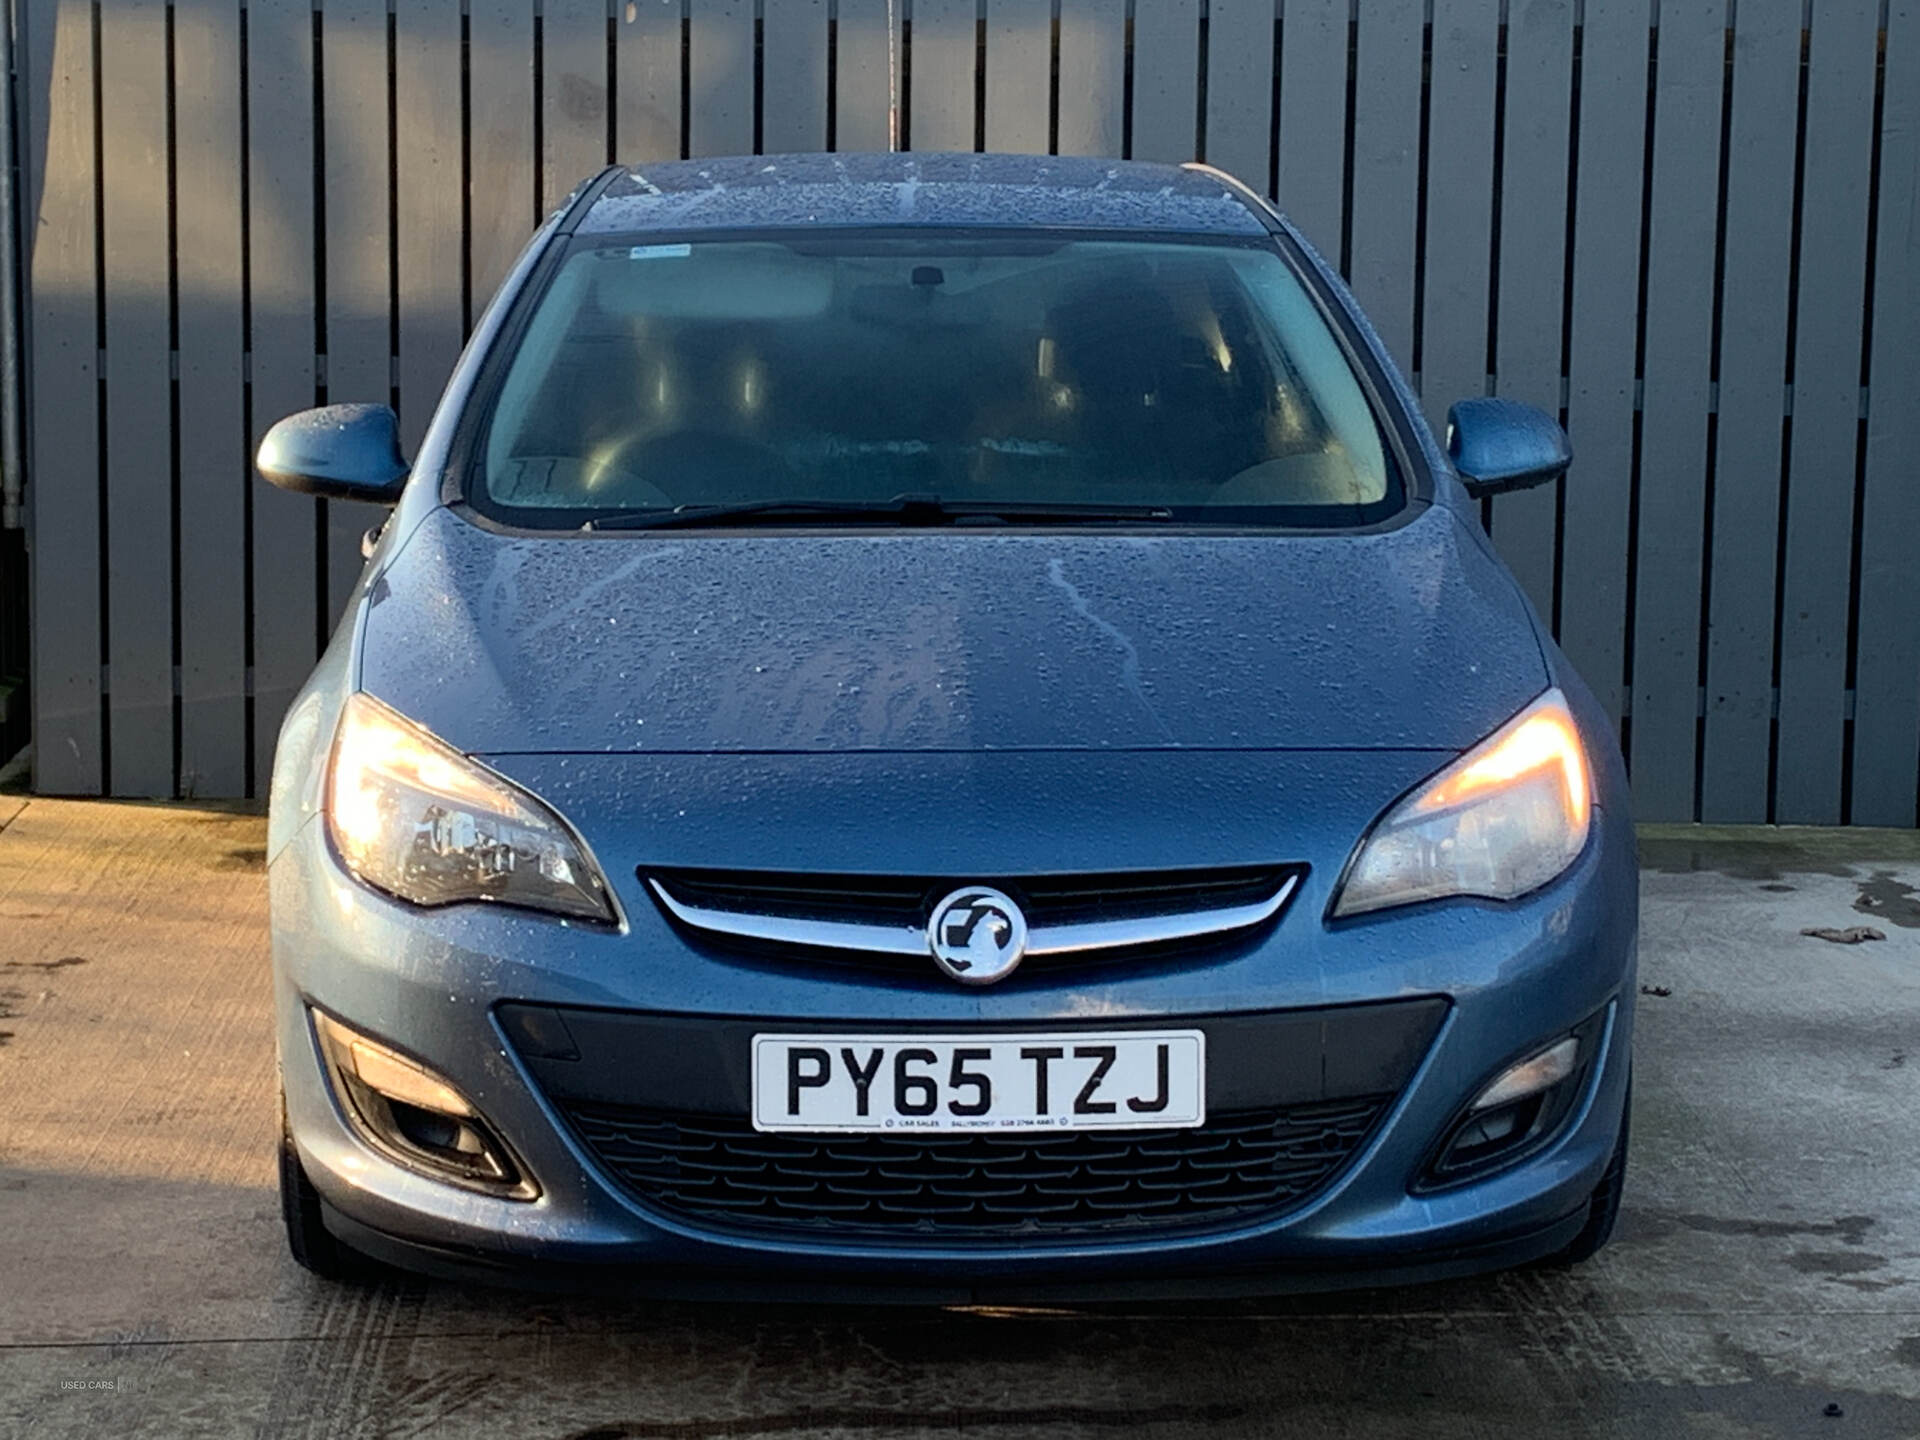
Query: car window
473 233 1399 526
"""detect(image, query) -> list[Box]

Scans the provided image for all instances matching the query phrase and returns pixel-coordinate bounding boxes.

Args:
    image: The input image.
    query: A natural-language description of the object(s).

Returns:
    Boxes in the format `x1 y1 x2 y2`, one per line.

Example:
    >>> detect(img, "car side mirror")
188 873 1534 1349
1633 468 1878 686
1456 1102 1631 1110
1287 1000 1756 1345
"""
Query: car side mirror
1446 398 1572 500
256 404 409 505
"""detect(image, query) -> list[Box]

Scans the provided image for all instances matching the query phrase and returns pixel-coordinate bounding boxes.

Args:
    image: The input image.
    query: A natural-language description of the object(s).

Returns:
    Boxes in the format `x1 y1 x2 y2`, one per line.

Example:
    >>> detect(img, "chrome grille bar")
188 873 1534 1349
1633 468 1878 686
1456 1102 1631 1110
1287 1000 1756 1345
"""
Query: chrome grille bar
647 879 928 956
1026 876 1298 955
645 871 1299 959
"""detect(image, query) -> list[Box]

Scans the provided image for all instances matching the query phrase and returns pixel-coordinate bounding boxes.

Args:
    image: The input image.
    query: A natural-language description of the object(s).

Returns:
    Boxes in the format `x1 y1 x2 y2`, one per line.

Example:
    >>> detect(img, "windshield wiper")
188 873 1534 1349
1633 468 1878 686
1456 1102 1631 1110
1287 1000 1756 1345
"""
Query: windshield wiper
585 497 927 530
583 495 1174 531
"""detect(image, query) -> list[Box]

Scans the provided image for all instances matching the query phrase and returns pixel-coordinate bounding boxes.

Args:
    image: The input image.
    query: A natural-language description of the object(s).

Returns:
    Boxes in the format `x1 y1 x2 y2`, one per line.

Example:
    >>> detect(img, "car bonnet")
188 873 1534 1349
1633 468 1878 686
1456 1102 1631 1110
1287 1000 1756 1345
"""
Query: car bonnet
358 502 1547 756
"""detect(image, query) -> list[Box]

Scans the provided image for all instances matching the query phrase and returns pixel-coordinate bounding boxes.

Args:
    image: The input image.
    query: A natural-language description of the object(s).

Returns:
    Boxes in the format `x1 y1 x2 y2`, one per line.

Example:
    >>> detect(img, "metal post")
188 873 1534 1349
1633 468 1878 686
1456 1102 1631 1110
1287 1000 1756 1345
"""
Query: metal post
887 0 899 151
0 0 23 532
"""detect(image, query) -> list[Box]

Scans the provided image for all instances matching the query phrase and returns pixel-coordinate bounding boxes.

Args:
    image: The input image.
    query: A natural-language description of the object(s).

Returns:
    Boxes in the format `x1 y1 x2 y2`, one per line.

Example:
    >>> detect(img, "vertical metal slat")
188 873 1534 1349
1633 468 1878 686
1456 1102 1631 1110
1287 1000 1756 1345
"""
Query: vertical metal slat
173 0 248 799
1274 0 1349 262
543 0 611 207
245 0 320 792
909 0 979 152
23 0 103 792
1129 0 1199 164
1420 0 1499 433
835 0 898 153
320 0 392 629
395 0 466 456
688 0 755 157
1345 0 1423 377
761 0 830 154
1850 0 1920 827
1701 0 1798 822
99 0 173 794
984 0 1052 155
1773 0 1879 823
1204 0 1274 193
1628 0 1725 819
1556 0 1650 728
1487 0 1573 626
1055 0 1126 158
468 0 537 307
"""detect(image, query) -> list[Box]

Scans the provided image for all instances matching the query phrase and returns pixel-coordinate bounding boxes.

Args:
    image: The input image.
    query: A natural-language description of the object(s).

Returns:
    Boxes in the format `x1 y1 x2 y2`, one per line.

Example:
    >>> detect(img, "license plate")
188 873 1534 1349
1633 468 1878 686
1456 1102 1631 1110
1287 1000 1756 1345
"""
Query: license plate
750 1030 1206 1133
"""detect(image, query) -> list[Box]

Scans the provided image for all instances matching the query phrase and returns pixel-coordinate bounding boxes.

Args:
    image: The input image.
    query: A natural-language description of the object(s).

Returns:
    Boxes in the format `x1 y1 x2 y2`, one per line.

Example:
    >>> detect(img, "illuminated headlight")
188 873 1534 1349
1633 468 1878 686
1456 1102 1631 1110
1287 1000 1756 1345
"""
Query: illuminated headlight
1333 688 1593 918
326 692 616 922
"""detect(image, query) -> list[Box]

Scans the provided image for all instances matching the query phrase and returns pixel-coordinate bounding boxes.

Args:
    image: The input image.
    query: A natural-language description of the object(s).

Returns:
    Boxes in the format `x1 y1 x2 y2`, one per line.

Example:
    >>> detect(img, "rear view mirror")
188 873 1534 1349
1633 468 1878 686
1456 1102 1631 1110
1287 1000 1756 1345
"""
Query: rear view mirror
256 404 409 505
1446 398 1572 500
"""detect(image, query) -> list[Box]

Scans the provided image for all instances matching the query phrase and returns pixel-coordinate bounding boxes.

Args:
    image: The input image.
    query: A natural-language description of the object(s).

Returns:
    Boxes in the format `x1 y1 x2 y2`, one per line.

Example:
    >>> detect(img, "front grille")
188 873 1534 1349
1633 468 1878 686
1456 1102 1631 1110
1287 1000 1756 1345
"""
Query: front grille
565 1098 1389 1238
643 864 1306 974
649 865 1294 927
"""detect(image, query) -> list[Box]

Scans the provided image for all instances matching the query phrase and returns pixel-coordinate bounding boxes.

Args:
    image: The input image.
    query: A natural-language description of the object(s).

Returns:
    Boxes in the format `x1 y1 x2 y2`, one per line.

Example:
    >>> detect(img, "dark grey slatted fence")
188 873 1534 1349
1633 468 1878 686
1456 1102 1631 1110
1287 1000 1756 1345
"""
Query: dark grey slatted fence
15 0 1920 827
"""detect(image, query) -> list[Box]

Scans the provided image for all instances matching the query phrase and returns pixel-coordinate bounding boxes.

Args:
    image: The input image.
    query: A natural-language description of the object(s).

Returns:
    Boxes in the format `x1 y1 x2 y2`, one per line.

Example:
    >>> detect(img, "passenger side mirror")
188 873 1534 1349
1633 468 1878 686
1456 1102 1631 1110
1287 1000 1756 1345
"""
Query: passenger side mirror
256 404 410 506
1446 398 1572 501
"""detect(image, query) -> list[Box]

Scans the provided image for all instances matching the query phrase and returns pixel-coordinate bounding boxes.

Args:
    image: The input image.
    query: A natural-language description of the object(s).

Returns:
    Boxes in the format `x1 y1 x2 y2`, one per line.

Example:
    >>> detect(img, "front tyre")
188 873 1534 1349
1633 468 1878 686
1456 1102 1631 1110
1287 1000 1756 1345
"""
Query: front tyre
279 1092 378 1283
1542 1076 1630 1267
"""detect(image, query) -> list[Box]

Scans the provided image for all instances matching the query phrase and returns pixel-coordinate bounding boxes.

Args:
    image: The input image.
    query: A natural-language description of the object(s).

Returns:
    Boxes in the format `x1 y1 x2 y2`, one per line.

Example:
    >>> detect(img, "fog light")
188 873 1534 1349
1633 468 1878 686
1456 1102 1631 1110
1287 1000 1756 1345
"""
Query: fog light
1417 1009 1610 1191
1471 1037 1580 1112
313 1010 538 1200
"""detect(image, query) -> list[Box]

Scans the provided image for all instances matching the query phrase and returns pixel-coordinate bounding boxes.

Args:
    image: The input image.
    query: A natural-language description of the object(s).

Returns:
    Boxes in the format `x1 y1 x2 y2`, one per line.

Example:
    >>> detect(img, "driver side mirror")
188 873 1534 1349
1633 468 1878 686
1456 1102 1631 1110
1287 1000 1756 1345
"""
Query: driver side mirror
1446 398 1572 501
256 404 409 505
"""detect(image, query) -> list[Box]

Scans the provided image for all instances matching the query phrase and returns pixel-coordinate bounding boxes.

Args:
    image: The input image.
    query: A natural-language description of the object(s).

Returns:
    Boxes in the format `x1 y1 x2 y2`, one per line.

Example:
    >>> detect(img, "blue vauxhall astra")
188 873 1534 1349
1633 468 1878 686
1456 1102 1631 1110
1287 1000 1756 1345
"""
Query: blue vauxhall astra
260 153 1636 1299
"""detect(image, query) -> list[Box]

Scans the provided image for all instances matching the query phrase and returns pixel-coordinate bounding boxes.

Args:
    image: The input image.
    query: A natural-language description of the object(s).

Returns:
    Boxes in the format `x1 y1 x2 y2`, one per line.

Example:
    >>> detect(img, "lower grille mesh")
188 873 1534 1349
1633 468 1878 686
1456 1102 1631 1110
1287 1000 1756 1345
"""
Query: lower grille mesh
565 1098 1389 1237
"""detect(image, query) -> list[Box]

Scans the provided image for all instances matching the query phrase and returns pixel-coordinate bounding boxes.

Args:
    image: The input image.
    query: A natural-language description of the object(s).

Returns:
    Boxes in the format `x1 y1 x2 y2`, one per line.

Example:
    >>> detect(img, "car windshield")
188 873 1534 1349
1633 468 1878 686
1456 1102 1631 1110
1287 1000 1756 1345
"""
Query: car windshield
472 232 1399 527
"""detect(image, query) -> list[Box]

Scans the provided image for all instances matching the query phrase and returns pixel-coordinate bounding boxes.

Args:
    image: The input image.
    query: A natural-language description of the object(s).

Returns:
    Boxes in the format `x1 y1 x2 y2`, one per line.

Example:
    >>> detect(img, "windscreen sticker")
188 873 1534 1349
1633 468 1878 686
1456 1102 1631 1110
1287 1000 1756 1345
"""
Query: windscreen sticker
629 243 692 260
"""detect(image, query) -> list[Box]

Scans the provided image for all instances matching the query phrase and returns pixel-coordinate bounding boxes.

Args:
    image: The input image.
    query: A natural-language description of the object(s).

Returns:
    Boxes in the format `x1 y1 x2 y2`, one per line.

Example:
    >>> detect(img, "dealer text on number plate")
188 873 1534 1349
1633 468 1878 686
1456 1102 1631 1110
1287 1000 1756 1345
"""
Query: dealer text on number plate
750 1031 1206 1133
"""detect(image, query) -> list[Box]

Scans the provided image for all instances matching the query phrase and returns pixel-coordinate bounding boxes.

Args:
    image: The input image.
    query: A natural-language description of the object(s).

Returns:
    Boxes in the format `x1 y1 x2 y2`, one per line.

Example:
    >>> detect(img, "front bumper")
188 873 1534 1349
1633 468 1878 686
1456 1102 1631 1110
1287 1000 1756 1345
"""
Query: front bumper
271 758 1637 1298
317 1196 1592 1303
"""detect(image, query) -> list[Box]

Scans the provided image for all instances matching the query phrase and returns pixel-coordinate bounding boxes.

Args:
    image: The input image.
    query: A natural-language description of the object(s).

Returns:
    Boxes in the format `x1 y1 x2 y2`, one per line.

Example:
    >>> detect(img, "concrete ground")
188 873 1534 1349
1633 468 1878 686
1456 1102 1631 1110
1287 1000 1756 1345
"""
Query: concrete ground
0 798 1916 1439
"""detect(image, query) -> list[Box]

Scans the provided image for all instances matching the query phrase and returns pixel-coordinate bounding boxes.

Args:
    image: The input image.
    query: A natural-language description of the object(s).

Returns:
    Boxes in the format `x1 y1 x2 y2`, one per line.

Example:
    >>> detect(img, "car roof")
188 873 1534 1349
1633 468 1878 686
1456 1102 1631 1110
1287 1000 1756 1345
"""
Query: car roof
577 153 1274 238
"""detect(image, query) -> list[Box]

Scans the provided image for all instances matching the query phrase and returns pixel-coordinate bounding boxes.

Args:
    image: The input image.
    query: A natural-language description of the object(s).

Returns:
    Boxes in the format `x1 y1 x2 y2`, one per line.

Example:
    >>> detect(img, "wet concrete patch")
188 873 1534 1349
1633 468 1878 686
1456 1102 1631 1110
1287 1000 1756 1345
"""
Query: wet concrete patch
0 955 86 973
562 1400 1252 1438
1659 1336 1920 1439
0 984 37 1048
186 802 269 822
1785 1250 1888 1278
1633 1213 1879 1247
1637 824 1920 879
1854 871 1920 929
